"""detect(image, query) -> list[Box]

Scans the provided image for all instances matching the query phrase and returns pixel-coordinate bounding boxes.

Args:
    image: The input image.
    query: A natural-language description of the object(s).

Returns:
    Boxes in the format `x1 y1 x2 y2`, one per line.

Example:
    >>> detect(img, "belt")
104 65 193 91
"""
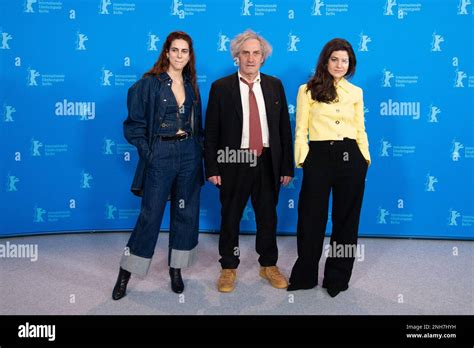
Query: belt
311 138 355 146
158 132 192 141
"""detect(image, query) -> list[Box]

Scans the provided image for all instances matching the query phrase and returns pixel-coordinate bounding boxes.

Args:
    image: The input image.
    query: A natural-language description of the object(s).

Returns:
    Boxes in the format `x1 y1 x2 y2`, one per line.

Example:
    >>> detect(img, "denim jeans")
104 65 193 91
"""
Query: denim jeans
121 136 202 276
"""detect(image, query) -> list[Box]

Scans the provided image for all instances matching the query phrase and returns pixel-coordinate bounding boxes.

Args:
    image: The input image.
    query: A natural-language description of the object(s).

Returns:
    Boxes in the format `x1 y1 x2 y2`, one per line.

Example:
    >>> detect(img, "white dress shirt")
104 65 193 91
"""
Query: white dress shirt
238 71 270 148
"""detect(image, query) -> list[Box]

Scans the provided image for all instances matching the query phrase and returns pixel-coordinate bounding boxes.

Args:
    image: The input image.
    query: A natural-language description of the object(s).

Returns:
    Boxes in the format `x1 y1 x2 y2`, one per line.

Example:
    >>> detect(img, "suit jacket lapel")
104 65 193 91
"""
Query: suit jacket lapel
230 73 243 124
260 73 274 132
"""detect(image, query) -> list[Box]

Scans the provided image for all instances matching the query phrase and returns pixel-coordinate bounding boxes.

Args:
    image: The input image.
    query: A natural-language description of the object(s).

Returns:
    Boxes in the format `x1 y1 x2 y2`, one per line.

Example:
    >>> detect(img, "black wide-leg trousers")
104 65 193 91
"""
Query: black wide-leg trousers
288 138 368 290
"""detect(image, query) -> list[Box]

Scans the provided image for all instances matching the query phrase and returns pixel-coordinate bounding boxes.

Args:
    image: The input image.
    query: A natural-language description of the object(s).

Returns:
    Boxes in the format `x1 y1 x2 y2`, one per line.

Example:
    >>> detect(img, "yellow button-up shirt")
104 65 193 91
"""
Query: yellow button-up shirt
294 78 371 168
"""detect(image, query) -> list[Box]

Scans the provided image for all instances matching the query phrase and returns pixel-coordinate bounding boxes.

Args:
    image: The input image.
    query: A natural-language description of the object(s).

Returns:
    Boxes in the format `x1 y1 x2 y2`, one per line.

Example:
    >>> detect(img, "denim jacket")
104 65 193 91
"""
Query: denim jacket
123 72 204 196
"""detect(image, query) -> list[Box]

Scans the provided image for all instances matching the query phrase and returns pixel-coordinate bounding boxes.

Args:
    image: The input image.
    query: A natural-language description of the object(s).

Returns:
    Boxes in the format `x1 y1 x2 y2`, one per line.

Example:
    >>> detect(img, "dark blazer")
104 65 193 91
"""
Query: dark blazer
204 72 294 191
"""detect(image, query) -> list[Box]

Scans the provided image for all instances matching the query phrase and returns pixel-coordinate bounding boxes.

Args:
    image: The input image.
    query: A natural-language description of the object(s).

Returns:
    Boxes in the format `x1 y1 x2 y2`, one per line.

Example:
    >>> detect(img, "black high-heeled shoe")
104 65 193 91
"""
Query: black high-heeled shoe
112 267 131 300
169 267 184 294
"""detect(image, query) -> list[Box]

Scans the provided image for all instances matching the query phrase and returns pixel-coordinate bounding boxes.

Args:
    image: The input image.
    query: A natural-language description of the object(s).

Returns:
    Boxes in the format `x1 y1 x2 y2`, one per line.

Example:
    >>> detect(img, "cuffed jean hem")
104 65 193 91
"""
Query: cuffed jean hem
120 252 151 277
169 246 197 268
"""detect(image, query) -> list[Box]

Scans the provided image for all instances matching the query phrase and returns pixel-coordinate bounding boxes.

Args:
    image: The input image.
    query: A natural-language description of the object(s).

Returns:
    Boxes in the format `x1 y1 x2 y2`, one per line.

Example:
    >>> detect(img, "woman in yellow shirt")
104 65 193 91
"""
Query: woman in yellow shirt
287 38 370 297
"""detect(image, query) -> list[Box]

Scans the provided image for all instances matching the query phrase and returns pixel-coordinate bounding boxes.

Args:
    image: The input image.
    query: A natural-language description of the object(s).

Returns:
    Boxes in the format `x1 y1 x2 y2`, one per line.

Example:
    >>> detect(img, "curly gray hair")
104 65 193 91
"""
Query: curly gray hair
230 29 273 64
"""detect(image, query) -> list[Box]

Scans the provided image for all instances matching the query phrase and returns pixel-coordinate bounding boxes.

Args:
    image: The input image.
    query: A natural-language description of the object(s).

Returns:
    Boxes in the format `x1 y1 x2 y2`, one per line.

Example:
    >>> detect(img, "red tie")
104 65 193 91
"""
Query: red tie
240 77 263 157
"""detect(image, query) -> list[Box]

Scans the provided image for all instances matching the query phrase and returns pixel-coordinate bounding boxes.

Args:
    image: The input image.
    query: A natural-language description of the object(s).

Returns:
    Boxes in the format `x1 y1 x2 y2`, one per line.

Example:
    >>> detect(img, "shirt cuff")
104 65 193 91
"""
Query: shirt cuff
360 147 371 166
295 143 309 168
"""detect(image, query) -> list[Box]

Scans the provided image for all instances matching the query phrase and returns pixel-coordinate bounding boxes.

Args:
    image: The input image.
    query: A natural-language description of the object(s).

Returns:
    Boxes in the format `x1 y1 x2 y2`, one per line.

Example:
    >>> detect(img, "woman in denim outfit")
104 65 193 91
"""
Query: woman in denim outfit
112 31 204 299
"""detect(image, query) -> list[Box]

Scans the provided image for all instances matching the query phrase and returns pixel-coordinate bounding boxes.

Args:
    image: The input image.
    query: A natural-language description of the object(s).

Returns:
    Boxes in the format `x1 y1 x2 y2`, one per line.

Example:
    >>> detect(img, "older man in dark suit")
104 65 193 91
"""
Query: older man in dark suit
204 30 294 292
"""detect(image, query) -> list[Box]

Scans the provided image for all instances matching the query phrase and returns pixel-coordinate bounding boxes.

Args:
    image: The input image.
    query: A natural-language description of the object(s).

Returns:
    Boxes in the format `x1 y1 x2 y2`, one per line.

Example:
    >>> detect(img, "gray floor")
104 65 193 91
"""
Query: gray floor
1 232 472 315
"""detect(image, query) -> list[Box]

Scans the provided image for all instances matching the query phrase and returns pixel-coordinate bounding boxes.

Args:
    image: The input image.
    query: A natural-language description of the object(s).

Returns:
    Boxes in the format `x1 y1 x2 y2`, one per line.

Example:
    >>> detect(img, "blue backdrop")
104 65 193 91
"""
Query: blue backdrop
1 0 473 239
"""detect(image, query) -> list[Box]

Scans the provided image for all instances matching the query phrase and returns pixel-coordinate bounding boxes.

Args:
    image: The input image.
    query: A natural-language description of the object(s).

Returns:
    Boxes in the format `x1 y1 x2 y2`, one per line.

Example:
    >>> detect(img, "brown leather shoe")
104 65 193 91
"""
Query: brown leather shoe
260 266 288 289
217 269 237 293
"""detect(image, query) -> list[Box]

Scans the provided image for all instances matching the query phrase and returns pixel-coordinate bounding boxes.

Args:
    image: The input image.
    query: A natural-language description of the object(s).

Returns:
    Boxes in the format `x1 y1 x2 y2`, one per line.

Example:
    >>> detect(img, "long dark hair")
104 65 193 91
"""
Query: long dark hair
307 38 356 103
144 31 199 98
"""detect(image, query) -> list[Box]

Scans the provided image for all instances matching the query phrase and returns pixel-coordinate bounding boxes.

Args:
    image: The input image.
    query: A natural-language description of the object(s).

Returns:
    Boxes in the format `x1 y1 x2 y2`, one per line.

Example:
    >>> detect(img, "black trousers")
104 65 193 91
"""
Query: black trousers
218 149 278 269
289 138 368 290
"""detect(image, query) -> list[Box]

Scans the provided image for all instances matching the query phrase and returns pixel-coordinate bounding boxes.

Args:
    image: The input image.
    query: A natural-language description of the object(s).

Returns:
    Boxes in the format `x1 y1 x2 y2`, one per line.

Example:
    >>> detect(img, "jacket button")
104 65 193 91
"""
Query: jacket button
163 99 167 102
335 120 340 124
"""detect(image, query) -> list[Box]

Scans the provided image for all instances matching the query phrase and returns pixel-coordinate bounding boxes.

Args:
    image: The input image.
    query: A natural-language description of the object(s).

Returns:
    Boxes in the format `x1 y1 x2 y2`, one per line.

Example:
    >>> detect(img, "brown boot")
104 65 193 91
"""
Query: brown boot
259 266 288 289
217 269 237 293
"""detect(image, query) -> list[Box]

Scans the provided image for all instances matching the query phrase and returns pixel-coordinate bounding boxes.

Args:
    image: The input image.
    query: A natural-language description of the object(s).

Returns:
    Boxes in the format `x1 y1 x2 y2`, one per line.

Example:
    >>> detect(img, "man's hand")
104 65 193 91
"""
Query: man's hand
280 176 292 186
208 176 222 186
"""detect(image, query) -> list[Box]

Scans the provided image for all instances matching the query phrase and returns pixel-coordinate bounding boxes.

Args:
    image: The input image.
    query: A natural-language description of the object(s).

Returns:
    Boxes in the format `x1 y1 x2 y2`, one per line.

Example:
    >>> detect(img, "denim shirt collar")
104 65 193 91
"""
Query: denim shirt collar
158 71 191 83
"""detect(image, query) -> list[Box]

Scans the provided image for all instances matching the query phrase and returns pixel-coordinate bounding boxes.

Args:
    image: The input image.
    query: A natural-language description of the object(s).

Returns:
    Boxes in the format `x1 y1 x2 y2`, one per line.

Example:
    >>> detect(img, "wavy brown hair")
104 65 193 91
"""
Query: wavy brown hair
144 31 199 98
307 38 356 103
